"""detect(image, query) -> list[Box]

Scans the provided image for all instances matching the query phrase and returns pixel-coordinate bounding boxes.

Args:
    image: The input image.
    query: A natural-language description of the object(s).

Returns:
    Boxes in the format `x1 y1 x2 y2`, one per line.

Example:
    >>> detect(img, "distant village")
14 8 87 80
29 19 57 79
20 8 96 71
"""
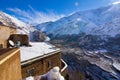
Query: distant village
0 25 68 80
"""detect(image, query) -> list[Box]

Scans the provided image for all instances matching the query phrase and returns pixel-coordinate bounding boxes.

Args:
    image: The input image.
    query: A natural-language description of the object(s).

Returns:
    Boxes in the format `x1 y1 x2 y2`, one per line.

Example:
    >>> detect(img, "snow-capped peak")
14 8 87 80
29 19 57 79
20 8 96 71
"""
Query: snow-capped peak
112 1 120 5
0 11 35 34
2 12 27 27
36 3 120 37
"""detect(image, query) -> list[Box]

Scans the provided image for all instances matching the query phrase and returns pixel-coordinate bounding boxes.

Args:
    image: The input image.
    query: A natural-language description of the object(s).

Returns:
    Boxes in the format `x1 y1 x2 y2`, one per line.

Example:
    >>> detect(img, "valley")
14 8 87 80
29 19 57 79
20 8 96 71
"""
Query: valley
1 1 120 80
49 33 120 80
61 46 120 80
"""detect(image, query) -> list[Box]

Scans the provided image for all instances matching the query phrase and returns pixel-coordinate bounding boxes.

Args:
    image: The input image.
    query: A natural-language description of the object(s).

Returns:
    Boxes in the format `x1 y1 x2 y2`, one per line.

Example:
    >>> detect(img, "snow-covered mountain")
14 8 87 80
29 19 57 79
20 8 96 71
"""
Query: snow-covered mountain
35 3 120 80
36 3 120 36
0 11 48 41
0 11 35 34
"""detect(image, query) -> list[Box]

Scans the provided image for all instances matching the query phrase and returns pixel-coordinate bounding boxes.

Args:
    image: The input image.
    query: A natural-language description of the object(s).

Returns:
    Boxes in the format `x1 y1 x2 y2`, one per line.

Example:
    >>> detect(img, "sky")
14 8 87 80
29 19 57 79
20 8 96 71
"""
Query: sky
0 0 120 24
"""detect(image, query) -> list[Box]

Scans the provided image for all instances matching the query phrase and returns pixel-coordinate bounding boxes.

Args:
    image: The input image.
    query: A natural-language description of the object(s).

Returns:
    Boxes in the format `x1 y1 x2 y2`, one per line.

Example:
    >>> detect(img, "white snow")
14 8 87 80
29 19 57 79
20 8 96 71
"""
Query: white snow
0 11 36 34
20 42 60 62
98 49 108 53
3 12 27 27
113 62 120 71
26 76 34 80
46 66 65 80
76 18 81 21
36 3 120 36
112 1 120 5
45 36 50 41
25 66 64 80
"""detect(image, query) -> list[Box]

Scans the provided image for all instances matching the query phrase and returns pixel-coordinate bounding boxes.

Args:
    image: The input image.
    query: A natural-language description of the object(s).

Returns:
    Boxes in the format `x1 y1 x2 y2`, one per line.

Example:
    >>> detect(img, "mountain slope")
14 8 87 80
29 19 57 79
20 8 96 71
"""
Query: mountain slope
36 3 120 36
0 11 48 41
0 11 35 34
35 4 120 80
36 13 98 35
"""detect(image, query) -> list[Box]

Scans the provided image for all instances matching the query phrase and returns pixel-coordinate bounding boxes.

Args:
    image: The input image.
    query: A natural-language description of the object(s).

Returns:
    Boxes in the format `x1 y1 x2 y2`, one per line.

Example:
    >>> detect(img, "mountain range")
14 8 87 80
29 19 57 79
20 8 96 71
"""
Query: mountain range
0 3 120 80
0 11 47 41
36 3 120 37
35 3 120 80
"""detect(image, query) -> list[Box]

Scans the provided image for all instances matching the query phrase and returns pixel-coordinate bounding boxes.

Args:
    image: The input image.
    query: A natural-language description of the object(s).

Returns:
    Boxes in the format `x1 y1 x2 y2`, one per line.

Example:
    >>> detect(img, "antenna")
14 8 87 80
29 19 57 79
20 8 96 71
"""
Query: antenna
9 40 15 47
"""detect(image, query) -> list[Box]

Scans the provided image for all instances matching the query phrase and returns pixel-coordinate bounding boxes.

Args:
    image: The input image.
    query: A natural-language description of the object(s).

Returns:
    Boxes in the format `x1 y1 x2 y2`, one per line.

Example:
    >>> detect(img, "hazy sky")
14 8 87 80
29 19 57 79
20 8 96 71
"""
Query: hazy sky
0 0 120 24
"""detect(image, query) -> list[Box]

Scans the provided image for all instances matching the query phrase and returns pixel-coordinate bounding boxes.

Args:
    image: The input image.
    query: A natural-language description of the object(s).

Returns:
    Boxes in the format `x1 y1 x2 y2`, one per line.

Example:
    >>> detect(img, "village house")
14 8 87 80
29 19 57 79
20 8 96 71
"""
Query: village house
0 25 68 80
21 42 62 78
8 34 68 79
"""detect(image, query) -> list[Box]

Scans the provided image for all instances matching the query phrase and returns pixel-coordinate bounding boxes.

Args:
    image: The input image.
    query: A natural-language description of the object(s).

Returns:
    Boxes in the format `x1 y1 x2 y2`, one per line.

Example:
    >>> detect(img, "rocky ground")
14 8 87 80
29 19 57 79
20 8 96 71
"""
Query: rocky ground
49 33 120 80
61 47 120 80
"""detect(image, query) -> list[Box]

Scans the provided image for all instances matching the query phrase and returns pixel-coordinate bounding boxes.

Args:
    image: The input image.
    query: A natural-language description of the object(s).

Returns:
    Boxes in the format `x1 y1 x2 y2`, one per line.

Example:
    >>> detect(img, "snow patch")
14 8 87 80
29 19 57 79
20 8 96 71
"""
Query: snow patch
26 76 34 80
76 18 81 21
20 42 60 62
25 67 64 80
3 12 27 27
112 1 120 5
113 62 120 71
46 66 65 80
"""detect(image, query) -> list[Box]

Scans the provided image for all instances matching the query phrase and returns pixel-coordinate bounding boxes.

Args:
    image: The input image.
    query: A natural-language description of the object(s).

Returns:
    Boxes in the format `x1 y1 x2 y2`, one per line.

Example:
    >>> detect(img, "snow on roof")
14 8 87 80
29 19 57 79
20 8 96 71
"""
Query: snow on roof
20 42 60 62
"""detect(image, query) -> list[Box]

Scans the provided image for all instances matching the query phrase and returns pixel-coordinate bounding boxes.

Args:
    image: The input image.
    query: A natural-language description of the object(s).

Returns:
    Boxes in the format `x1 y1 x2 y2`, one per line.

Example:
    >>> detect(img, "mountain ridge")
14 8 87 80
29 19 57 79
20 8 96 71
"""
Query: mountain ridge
0 11 35 34
36 3 120 37
0 11 48 42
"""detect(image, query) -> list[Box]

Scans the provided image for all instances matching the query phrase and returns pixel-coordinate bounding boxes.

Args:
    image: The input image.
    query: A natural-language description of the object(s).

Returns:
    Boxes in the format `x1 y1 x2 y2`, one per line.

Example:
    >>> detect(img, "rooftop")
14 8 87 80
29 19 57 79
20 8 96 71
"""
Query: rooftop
20 42 60 63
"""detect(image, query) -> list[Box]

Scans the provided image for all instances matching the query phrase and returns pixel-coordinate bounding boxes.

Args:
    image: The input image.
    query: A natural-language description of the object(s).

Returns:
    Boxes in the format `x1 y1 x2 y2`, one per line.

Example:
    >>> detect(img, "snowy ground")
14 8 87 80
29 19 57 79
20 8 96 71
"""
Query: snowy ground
20 42 60 62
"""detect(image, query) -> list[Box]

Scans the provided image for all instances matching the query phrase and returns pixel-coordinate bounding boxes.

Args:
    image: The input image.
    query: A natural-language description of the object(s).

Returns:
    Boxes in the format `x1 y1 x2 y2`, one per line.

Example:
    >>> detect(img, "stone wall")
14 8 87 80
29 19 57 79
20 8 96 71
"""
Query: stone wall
21 52 61 78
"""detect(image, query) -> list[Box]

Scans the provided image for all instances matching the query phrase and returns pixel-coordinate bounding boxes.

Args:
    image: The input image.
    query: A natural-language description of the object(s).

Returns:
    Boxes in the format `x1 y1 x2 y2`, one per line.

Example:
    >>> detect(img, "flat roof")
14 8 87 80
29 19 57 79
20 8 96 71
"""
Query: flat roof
20 42 60 63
